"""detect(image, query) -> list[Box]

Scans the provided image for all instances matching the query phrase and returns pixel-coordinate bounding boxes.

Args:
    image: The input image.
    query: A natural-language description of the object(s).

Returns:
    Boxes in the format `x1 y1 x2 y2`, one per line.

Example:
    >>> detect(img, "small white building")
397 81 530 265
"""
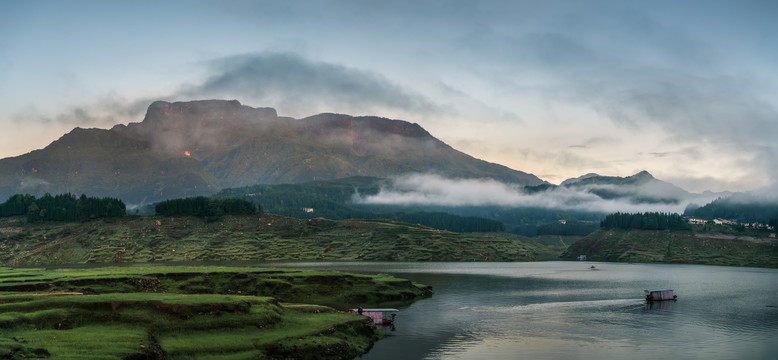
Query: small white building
713 218 735 225
687 217 707 225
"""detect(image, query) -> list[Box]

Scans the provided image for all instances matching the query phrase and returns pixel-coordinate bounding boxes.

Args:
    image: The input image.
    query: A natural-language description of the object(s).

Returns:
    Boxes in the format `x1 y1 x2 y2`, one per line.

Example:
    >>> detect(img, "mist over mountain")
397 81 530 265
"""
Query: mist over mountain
558 171 695 205
0 100 545 204
214 170 727 237
353 171 725 215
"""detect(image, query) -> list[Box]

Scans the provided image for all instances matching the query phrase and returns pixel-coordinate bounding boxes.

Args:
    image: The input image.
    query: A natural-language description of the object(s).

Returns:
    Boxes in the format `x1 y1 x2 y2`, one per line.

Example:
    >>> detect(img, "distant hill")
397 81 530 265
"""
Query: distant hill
684 192 778 223
559 173 600 186
561 228 778 268
0 100 545 204
559 171 692 204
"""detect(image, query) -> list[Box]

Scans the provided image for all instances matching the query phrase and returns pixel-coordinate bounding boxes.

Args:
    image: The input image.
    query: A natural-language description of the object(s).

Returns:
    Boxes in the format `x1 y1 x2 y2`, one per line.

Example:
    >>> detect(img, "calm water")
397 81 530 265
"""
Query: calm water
263 261 778 360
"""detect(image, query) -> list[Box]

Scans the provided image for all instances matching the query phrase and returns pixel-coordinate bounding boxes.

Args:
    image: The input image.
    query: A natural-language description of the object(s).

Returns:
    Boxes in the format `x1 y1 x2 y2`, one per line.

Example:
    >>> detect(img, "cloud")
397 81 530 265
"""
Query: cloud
11 96 152 127
353 173 722 214
354 174 525 208
591 73 778 189
11 52 440 128
436 2 778 191
567 136 621 150
180 52 439 118
18 177 49 190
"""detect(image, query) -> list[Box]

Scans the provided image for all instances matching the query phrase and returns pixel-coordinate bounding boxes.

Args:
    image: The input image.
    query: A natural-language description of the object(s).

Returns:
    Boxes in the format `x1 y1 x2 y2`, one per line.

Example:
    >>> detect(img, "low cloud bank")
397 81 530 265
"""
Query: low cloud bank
352 173 719 214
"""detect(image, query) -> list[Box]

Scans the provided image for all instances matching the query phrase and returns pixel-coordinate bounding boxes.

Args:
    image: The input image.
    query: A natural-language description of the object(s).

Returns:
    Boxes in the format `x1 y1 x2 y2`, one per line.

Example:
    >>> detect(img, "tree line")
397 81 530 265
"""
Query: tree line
154 196 260 222
600 212 691 231
0 193 126 222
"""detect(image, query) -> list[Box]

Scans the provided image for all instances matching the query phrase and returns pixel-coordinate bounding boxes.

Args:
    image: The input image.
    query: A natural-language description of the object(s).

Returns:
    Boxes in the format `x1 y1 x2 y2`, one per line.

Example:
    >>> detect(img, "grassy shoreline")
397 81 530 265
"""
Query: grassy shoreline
0 266 432 359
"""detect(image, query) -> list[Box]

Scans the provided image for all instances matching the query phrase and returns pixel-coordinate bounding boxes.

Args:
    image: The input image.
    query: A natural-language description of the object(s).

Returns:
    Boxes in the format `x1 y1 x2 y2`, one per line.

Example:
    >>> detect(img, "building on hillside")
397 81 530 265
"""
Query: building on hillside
713 218 736 225
687 217 707 225
302 207 314 213
744 222 765 230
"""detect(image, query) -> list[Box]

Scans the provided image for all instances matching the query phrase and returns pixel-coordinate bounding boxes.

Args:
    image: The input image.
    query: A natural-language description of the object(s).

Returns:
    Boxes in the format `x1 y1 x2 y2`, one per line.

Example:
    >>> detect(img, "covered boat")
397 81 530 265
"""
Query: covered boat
645 289 677 301
350 308 398 325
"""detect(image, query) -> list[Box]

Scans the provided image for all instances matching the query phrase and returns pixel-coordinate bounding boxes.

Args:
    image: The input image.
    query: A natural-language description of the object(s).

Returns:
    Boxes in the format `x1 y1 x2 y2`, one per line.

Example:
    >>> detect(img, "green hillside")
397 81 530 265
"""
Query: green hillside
0 214 558 267
561 228 778 267
0 266 431 359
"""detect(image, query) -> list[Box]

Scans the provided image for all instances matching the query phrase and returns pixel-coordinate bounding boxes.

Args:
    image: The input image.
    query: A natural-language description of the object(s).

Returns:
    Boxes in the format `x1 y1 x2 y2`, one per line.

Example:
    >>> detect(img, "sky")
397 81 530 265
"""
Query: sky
2 0 777 194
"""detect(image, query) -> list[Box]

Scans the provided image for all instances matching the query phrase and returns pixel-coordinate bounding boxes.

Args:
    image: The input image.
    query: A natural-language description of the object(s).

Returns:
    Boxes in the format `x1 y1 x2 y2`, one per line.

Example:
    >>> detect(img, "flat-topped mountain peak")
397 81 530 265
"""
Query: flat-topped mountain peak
0 100 546 203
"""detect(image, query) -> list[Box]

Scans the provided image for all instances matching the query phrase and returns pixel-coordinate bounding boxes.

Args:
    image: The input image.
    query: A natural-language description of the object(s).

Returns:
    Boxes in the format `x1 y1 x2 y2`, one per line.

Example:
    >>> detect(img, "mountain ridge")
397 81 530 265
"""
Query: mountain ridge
558 170 694 204
0 99 546 204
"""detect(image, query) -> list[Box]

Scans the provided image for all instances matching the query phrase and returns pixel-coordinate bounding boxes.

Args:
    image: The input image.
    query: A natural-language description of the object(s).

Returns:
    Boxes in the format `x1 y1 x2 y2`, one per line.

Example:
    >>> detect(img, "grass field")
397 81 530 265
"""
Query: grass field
0 266 431 359
0 214 559 267
561 229 778 267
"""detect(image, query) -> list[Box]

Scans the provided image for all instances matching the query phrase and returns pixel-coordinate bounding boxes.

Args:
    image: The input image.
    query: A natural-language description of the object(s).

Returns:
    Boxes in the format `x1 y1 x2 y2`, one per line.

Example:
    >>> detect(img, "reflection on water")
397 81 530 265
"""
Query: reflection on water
645 299 675 310
260 261 778 360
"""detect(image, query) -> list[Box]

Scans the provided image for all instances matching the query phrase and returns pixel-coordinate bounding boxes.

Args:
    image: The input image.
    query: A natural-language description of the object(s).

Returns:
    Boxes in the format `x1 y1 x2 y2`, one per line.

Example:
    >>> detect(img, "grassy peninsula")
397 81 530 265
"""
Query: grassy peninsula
0 266 432 359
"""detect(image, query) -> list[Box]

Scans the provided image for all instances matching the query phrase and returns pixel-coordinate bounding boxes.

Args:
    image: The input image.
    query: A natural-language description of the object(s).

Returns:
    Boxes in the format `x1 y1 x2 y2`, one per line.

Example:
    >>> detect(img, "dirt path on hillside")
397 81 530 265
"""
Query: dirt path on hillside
29 235 76 255
8 292 85 296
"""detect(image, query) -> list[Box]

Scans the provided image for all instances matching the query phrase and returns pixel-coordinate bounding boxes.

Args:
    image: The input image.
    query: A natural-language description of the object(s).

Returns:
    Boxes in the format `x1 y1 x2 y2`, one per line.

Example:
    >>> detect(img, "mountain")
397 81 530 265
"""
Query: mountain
559 170 695 204
0 100 546 204
559 173 600 186
0 127 218 205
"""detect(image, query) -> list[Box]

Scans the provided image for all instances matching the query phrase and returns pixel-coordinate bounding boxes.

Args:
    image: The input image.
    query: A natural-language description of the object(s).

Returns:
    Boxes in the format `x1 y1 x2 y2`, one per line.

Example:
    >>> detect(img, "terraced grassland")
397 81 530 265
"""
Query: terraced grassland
0 215 555 267
0 266 432 359
561 229 778 267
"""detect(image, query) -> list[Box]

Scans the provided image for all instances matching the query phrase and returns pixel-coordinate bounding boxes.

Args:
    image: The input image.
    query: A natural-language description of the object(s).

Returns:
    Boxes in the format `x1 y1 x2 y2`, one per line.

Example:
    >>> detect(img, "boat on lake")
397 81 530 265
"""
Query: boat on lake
645 289 677 301
350 308 398 325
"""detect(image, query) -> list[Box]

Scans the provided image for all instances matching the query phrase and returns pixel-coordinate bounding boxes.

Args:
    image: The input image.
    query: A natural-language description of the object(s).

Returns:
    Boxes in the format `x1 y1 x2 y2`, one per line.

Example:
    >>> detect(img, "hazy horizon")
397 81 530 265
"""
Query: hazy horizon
2 0 776 194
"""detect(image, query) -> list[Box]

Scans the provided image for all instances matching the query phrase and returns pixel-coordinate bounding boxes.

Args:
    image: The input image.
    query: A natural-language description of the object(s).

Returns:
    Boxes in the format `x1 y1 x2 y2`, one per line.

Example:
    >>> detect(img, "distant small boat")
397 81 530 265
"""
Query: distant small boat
645 289 677 301
350 308 398 325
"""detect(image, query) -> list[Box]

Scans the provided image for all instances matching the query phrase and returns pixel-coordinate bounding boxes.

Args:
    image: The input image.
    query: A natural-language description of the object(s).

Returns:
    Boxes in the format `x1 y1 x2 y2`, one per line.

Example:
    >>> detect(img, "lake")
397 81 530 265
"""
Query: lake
263 261 778 360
